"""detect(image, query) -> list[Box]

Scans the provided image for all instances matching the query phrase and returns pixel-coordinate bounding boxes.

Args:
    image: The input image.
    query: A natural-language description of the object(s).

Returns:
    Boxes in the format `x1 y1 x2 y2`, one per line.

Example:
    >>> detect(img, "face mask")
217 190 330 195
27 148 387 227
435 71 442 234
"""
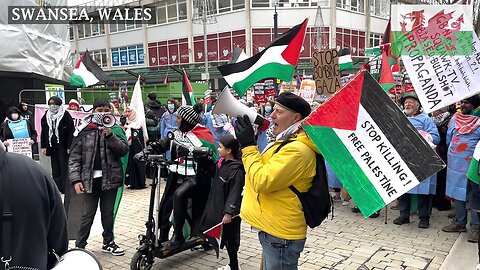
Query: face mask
167 104 175 111
10 113 19 121
49 105 60 114
265 106 272 113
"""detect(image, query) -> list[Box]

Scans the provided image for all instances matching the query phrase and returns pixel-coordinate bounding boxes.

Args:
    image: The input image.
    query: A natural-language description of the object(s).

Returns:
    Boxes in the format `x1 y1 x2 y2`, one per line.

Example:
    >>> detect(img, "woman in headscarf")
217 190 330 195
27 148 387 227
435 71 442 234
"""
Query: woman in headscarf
40 96 75 194
0 107 37 157
123 106 146 189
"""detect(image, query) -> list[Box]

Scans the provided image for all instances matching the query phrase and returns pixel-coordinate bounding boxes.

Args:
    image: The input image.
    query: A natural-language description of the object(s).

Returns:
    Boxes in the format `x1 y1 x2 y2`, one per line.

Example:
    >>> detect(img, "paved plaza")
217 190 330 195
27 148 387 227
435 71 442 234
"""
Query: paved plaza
69 178 475 270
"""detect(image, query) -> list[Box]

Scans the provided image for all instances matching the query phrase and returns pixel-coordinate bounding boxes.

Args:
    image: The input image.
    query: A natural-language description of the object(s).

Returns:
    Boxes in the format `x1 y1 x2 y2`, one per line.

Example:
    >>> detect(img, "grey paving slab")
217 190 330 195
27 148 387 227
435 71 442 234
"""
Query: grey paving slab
68 179 465 270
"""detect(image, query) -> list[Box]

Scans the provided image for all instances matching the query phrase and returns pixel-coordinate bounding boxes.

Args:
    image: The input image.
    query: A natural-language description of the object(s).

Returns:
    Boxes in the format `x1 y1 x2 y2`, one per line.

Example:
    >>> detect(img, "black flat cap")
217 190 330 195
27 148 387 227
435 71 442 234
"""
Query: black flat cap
275 92 311 119
466 95 480 108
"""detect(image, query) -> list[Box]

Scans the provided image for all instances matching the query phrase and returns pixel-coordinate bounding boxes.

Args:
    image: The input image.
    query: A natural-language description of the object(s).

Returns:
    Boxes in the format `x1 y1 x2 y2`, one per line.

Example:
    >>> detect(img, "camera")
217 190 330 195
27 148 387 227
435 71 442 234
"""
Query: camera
170 140 213 159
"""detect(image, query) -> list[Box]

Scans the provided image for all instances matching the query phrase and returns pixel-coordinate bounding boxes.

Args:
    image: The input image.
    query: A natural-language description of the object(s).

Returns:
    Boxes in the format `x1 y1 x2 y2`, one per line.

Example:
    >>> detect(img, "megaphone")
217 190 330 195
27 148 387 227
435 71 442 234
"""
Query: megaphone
212 88 270 131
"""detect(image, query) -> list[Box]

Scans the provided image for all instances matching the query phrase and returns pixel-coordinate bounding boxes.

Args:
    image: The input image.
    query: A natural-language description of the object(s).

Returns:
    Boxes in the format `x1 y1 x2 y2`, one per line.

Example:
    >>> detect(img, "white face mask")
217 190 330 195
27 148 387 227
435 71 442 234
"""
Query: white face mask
49 104 60 114
265 106 272 113
10 113 19 121
167 104 175 111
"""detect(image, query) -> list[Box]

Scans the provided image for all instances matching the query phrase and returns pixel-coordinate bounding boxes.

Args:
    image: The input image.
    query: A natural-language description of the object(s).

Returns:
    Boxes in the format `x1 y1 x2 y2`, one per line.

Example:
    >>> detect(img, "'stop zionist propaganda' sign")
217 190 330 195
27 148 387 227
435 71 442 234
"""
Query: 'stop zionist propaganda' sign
392 5 480 113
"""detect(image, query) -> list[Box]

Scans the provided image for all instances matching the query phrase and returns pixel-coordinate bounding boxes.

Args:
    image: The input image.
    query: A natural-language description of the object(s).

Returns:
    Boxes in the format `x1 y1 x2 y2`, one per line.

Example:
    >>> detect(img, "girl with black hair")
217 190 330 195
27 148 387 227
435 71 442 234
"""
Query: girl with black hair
200 135 245 270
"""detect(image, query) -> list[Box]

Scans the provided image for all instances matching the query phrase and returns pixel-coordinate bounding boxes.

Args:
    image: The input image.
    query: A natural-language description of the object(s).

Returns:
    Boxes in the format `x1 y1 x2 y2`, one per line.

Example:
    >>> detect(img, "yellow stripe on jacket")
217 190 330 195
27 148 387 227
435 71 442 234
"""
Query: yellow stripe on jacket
240 131 318 240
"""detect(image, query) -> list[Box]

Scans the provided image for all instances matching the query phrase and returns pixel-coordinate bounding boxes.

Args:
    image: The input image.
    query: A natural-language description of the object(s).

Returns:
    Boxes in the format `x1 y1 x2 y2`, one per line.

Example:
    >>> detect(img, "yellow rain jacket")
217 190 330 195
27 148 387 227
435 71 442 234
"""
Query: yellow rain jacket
240 131 319 240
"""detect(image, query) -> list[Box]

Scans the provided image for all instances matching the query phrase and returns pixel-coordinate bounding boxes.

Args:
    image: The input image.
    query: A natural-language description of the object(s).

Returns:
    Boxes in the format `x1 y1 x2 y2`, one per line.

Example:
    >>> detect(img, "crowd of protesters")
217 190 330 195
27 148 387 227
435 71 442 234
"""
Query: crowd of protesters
4 87 480 270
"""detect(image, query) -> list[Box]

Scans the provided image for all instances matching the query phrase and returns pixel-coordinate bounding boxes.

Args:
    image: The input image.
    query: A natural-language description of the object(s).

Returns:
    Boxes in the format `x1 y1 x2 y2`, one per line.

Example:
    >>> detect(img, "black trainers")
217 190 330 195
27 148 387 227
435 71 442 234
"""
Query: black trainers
351 206 361 213
418 219 430 229
393 217 410 225
369 211 380 218
102 241 125 256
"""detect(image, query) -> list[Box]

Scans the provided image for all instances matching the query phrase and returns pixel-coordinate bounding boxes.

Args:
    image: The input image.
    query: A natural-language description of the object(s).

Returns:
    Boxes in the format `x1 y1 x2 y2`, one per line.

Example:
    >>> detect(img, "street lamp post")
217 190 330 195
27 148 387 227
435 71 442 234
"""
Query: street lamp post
273 2 279 94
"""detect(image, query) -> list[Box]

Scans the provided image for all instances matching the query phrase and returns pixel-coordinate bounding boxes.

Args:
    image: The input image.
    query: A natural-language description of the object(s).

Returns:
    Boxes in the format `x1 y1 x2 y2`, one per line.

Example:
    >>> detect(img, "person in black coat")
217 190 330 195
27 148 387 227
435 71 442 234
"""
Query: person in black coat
18 102 34 122
145 92 165 143
40 96 75 194
200 135 245 270
432 105 455 211
0 107 37 148
0 141 68 270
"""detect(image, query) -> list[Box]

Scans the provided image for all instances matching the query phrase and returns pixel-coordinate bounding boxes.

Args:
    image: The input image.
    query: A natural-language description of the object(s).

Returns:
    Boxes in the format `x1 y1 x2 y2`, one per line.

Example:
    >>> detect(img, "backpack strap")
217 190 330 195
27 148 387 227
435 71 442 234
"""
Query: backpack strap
0 148 13 268
273 139 305 194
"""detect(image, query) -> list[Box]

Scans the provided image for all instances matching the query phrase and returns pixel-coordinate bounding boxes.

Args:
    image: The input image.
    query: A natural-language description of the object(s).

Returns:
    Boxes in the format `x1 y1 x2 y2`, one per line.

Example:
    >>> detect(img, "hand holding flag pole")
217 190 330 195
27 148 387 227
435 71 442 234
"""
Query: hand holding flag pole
202 215 239 259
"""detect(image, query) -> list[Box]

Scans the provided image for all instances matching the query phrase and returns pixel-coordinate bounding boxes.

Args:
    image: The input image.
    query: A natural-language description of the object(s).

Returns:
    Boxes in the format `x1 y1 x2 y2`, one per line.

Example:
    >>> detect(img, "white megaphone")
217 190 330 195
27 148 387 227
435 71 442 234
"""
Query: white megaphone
212 88 271 131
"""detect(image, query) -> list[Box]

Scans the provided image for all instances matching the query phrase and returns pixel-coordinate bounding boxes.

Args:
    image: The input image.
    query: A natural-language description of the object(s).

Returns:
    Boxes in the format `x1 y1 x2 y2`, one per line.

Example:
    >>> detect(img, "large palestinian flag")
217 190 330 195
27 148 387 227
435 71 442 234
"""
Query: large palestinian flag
218 18 308 97
302 71 445 217
70 51 111 88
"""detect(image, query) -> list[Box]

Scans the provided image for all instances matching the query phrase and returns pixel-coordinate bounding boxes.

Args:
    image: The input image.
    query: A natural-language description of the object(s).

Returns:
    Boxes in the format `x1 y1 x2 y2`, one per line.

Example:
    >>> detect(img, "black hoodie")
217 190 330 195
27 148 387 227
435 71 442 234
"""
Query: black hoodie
0 148 68 270
145 99 166 120
0 107 37 143
199 159 245 231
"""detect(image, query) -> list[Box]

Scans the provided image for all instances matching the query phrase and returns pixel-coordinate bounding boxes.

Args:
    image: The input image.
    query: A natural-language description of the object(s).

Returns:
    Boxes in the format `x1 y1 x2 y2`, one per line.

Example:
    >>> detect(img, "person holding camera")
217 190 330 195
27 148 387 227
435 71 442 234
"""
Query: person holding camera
69 100 129 256
149 103 217 248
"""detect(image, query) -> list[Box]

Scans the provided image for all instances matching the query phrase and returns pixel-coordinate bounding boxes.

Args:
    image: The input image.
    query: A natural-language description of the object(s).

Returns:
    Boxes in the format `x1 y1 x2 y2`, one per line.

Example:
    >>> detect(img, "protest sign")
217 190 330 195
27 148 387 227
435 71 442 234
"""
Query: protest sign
312 49 341 97
303 71 445 217
264 79 276 97
45 84 65 103
392 5 480 113
253 83 267 104
298 80 316 104
6 138 32 158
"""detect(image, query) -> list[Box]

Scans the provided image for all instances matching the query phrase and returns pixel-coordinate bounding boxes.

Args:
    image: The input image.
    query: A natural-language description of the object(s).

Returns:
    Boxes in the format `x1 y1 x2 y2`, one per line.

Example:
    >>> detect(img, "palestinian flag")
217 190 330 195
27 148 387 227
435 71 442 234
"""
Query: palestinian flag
182 69 196 106
218 18 308 97
378 51 395 92
338 48 354 71
203 222 223 259
191 125 218 162
302 71 445 217
70 51 111 88
467 141 480 184
364 47 381 56
112 125 129 226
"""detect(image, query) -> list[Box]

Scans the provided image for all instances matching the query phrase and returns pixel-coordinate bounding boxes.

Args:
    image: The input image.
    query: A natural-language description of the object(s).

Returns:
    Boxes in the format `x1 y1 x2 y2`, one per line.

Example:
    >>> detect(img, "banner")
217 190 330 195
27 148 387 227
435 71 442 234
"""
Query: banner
302 71 445 217
34 105 91 147
313 49 341 98
392 5 480 113
298 80 316 104
6 138 32 158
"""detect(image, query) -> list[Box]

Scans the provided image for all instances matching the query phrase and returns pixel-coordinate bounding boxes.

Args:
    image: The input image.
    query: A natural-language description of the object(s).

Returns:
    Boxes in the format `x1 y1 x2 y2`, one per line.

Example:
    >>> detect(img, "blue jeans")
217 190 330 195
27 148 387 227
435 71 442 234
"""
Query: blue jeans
258 231 306 270
455 199 479 226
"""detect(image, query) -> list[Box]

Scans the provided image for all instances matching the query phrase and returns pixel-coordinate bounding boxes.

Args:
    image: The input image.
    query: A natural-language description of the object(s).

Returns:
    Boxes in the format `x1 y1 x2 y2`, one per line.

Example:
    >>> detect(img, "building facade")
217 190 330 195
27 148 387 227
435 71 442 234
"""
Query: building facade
69 0 390 83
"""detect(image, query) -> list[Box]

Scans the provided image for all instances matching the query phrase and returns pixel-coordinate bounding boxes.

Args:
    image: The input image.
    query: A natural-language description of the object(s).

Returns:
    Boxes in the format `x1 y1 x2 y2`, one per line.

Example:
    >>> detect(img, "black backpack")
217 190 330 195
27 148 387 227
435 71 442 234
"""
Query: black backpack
274 140 333 228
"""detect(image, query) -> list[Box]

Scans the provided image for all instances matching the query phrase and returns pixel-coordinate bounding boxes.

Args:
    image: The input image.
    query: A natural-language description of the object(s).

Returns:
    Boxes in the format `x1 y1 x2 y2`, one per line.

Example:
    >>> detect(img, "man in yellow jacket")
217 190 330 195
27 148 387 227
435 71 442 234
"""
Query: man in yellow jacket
234 92 318 270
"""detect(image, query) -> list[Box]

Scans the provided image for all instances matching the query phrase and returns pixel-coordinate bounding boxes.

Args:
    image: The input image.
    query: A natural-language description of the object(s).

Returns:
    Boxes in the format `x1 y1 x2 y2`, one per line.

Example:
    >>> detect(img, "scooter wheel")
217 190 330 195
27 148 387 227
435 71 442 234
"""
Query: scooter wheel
131 250 153 270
